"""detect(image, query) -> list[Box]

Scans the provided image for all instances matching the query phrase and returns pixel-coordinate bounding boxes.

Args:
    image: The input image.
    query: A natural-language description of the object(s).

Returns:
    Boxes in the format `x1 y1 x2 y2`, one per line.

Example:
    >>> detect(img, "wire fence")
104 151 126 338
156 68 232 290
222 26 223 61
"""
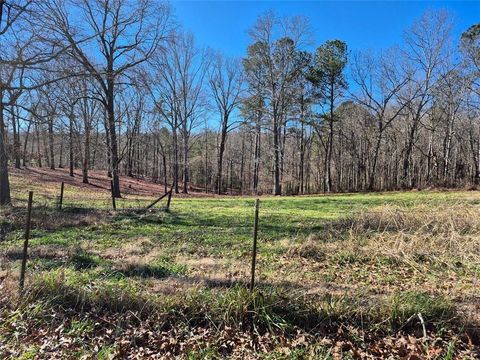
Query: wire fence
4 182 480 299
12 190 169 212
10 187 480 217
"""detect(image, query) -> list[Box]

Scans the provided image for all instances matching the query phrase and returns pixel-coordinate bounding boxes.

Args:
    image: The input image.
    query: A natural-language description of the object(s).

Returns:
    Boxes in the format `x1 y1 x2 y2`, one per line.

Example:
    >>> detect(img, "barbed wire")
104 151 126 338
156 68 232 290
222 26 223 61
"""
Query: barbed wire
7 197 480 216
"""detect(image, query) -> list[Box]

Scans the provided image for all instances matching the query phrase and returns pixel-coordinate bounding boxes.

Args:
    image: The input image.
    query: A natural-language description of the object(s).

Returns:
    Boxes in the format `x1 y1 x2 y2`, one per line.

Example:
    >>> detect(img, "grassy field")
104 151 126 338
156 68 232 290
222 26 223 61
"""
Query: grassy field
1 169 480 359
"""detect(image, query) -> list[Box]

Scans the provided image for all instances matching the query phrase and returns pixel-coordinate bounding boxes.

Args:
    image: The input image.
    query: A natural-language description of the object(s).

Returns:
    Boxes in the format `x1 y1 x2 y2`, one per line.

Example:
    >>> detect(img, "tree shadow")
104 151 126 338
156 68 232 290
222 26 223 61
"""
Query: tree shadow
160 212 326 238
116 262 179 279
3 247 104 272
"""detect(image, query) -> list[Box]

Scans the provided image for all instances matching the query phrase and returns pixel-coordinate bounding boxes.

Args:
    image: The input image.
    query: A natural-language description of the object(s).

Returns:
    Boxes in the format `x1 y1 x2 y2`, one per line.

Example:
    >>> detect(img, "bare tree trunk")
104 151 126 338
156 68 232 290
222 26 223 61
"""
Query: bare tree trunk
469 127 480 185
172 121 179 194
162 152 167 193
42 125 50 168
22 120 32 167
403 120 419 189
104 118 112 178
325 92 334 193
229 158 233 194
273 108 281 195
0 98 12 205
240 134 245 195
91 129 99 168
48 116 55 170
443 118 454 185
157 139 168 192
204 131 209 193
477 140 480 185
368 130 383 191
82 125 90 184
106 80 121 198
216 119 228 194
253 113 261 195
426 128 434 183
11 106 21 169
69 112 74 177
35 122 42 168
127 133 134 177
58 126 64 168
299 116 305 194
182 135 189 194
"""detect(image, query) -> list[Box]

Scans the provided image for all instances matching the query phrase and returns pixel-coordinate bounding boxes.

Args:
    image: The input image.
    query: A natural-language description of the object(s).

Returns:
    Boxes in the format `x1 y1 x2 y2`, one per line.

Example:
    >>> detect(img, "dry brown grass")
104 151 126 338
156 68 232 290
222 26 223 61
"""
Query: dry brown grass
284 203 480 300
284 204 480 267
286 234 326 261
281 204 480 341
347 204 480 233
343 204 480 263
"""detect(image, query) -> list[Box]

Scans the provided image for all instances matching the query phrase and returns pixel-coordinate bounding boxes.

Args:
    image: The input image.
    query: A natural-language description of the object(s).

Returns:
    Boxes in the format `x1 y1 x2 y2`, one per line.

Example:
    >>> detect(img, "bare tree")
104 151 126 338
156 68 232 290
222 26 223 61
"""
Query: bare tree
351 48 411 190
0 0 33 205
209 53 244 194
39 0 171 197
400 10 452 188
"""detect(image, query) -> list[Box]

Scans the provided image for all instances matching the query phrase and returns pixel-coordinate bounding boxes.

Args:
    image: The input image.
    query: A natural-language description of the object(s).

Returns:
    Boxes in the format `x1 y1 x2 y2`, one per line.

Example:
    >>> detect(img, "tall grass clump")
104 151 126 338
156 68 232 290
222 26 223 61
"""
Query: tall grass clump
171 285 326 333
22 269 157 316
385 291 454 330
325 204 480 265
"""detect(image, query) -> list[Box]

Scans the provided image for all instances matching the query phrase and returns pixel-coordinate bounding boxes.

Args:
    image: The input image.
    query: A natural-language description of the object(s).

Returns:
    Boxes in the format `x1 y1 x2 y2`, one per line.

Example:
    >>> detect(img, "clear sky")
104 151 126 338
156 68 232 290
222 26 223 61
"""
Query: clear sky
172 1 480 56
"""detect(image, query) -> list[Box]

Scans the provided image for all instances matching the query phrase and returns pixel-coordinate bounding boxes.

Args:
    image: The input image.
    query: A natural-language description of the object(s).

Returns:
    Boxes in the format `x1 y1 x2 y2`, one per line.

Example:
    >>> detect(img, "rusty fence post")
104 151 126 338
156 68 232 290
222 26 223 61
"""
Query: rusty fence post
250 198 260 291
19 191 34 293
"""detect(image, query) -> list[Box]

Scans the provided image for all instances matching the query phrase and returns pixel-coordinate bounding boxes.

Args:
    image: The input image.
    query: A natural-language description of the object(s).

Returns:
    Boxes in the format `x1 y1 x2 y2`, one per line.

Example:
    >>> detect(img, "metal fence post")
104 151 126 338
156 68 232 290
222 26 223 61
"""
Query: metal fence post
19 191 34 293
250 198 260 291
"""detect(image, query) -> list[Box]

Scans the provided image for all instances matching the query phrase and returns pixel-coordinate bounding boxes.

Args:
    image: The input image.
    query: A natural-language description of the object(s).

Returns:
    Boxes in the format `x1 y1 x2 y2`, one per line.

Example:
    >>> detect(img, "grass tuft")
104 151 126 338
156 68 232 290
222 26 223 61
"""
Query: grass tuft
118 258 187 279
70 251 104 270
387 291 454 330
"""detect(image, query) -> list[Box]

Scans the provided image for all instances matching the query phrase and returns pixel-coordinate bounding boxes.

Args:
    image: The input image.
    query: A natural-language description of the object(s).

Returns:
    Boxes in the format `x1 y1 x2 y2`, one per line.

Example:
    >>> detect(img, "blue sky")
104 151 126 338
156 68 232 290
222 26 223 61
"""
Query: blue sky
172 1 480 56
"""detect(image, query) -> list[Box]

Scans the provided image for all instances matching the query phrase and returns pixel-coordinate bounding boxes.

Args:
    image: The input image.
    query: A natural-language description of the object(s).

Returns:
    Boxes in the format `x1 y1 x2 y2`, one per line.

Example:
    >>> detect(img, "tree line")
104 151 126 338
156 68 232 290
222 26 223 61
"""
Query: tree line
2 1 480 205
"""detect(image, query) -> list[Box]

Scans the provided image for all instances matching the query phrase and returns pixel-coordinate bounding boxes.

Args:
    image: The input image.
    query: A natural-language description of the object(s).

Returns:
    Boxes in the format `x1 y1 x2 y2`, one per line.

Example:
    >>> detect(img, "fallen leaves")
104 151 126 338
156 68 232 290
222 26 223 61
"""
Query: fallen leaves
1 298 479 359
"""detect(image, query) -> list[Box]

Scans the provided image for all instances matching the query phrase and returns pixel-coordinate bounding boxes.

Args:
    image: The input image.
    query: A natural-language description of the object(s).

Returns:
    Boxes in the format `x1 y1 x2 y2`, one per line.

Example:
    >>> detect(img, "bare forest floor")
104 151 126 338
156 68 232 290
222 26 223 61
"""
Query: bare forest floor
1 167 480 359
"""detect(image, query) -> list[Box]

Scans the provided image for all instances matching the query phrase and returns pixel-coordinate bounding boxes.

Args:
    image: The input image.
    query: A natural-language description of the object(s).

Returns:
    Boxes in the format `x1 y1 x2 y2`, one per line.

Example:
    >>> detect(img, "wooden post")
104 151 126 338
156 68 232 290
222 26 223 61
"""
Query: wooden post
110 180 116 210
166 190 172 212
146 191 169 210
250 198 260 291
19 191 33 293
58 182 64 210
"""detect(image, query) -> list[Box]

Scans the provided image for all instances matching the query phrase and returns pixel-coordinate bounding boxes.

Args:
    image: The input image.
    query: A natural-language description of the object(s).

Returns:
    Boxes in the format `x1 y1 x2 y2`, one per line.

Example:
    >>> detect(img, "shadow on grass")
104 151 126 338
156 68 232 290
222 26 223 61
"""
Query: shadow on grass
3 248 104 272
153 212 327 239
59 207 101 215
117 263 177 279
4 248 65 261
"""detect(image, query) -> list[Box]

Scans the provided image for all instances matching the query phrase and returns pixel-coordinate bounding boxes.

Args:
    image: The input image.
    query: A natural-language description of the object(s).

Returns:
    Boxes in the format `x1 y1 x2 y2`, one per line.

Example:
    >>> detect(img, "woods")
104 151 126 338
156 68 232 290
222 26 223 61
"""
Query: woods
3 2 480 357
2 3 480 205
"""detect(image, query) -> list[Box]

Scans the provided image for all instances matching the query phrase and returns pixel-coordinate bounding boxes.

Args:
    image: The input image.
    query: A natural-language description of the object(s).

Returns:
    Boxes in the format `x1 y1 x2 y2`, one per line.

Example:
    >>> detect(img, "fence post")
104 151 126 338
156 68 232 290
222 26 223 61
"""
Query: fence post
110 180 116 211
19 191 34 293
166 190 172 212
250 198 260 291
58 182 64 210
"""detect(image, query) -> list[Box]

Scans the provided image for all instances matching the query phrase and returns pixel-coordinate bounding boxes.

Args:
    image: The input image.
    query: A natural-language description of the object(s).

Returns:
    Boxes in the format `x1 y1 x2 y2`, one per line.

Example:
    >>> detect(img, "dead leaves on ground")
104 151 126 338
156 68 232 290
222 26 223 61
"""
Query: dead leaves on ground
1 303 478 359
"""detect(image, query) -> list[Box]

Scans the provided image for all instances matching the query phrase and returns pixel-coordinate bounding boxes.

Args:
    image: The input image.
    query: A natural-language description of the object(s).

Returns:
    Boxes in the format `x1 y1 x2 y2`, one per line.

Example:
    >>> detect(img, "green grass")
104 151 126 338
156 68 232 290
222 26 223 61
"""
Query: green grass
4 190 476 254
2 173 480 358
